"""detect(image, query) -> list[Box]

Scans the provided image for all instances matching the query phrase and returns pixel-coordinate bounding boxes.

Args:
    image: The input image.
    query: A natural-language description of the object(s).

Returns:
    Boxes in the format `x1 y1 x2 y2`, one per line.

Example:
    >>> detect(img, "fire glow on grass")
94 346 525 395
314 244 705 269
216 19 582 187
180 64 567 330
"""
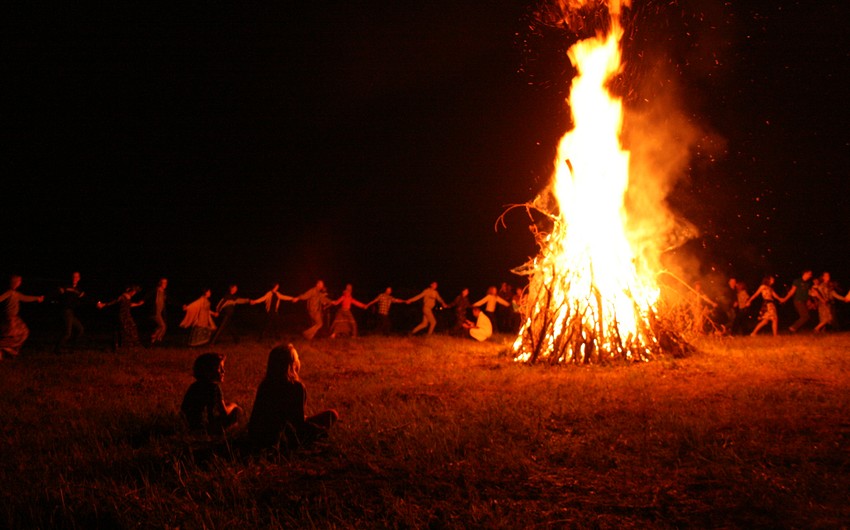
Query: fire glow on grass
513 0 669 364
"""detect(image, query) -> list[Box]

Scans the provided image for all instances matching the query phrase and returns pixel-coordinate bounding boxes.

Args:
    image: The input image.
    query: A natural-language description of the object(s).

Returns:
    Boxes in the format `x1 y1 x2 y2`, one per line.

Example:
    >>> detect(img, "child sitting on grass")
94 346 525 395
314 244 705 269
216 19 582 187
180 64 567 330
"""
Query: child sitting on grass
247 344 338 451
181 352 243 435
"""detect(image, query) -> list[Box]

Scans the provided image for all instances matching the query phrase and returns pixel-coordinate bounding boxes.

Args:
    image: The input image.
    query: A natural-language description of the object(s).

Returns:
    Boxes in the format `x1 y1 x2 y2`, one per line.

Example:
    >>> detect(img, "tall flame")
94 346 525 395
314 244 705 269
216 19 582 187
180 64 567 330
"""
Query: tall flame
513 4 668 363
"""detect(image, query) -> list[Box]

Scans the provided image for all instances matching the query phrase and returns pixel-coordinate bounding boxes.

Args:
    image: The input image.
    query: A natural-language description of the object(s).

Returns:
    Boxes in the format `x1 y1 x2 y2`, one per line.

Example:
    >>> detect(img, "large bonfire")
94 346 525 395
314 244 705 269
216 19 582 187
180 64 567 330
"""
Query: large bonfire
512 0 688 364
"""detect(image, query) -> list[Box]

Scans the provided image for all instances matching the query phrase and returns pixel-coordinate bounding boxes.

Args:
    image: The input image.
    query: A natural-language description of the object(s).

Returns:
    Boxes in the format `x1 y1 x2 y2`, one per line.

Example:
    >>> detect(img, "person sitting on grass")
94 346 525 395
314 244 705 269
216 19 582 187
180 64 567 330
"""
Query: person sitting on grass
463 306 493 342
181 352 243 436
247 344 338 452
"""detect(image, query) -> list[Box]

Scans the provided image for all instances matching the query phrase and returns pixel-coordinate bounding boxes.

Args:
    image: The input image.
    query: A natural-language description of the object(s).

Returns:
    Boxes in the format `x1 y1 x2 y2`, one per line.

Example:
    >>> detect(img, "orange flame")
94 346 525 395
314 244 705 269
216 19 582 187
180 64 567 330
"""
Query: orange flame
513 4 667 363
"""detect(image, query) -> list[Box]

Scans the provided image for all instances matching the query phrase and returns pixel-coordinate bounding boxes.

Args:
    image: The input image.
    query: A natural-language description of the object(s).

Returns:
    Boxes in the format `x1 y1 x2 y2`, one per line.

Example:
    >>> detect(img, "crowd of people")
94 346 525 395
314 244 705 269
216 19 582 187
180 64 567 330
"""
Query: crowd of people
0 273 529 359
691 269 850 337
3 266 849 360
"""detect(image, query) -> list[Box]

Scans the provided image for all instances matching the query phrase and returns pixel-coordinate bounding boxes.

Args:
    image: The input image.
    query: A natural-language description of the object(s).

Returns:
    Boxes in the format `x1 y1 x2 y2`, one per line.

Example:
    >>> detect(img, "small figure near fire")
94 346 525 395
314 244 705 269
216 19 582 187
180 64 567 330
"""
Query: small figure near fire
473 286 510 334
463 306 493 342
747 276 783 337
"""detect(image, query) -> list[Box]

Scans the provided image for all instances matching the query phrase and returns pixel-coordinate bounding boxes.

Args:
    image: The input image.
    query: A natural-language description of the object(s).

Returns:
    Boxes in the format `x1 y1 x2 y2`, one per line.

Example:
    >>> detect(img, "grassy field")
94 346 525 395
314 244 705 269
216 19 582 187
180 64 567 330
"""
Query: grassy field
1 330 849 529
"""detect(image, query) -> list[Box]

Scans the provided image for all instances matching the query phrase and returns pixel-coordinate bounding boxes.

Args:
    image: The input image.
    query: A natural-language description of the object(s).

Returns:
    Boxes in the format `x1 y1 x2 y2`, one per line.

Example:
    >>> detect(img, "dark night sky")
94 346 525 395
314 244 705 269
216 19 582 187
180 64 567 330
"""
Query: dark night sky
4 0 849 302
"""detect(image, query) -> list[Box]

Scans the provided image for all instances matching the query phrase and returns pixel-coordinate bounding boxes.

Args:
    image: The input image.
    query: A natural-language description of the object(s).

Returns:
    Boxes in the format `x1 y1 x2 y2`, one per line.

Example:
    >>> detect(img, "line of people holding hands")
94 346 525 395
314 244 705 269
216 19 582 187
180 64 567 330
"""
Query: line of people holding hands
0 272 527 359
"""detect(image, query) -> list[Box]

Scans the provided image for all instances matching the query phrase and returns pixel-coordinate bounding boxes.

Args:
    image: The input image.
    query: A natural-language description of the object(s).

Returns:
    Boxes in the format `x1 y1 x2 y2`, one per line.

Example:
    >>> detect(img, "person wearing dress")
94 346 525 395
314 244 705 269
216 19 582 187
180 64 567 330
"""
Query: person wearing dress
97 285 144 352
746 276 782 337
0 275 44 359
212 284 250 345
180 289 218 347
329 284 368 338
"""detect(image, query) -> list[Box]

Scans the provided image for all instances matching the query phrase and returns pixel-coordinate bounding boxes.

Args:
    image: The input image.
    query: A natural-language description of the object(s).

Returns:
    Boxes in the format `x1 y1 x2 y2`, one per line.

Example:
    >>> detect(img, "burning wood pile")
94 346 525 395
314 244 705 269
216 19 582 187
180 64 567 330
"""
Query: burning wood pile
511 0 690 364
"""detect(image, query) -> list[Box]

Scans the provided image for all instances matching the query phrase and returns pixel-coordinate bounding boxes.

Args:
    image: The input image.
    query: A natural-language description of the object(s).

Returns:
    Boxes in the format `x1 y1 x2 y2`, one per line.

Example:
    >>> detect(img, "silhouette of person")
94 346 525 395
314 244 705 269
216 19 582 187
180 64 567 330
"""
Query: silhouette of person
445 288 471 336
55 271 85 354
181 352 243 436
813 272 843 333
247 344 338 451
251 283 296 342
212 284 250 345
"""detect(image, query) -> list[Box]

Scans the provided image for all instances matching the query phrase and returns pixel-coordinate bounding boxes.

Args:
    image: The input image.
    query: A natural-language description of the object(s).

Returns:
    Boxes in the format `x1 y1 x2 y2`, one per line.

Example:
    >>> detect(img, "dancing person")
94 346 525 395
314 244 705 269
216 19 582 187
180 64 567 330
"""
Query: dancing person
747 276 782 336
55 271 85 354
0 275 45 359
180 288 218 347
329 284 367 338
97 284 144 353
211 284 250 345
366 287 404 336
784 270 814 333
180 352 243 436
445 287 471 336
407 281 447 335
145 278 172 346
473 286 510 333
297 280 332 340
812 272 843 333
251 283 297 342
247 344 339 451
463 306 493 342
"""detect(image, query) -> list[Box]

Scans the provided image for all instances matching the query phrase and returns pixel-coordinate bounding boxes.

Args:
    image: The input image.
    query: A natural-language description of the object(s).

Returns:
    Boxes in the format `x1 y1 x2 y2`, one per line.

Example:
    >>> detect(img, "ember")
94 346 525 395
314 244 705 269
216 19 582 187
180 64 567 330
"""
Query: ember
512 0 687 363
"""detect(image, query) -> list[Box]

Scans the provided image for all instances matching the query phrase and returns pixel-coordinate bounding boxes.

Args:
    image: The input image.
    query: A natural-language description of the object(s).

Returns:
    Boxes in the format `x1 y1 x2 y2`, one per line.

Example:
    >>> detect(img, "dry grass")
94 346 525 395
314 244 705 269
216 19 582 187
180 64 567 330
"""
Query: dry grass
2 331 850 528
